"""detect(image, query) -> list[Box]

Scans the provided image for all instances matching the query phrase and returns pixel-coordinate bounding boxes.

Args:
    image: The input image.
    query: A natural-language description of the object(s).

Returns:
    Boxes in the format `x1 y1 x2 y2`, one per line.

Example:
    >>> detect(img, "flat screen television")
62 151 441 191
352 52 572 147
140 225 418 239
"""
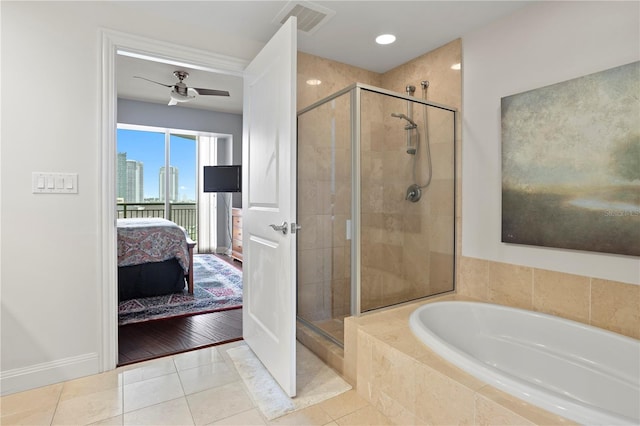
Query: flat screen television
203 165 242 193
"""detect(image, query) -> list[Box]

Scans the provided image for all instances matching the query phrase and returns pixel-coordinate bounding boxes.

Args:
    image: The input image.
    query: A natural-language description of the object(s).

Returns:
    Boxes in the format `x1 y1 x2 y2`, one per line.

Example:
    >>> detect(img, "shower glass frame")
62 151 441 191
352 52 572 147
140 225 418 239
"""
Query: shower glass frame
297 83 457 345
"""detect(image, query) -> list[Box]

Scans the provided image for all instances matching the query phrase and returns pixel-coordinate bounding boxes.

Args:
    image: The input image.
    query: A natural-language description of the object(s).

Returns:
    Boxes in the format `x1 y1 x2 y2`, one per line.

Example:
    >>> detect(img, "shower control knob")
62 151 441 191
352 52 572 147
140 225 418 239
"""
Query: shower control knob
406 184 422 203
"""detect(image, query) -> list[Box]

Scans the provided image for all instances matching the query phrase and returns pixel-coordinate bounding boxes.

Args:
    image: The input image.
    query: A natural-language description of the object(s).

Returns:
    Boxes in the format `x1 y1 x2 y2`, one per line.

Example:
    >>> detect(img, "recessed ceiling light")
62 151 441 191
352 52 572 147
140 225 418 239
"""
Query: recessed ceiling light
375 34 396 45
451 63 461 70
306 79 322 86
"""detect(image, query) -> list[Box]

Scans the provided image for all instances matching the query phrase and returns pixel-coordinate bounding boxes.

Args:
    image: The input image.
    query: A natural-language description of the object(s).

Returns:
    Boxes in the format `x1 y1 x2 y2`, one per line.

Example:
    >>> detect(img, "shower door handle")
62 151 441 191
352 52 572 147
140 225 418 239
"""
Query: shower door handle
269 222 288 235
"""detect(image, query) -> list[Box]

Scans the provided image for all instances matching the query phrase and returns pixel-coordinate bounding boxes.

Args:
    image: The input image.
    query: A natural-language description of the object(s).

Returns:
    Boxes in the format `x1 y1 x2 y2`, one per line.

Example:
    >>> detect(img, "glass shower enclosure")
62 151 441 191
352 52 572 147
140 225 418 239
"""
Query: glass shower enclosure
297 83 456 346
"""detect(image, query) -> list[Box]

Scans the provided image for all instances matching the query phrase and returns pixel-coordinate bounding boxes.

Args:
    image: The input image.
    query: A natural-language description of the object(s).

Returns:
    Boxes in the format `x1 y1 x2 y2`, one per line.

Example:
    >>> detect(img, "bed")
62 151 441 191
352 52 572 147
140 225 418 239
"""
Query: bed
117 217 196 301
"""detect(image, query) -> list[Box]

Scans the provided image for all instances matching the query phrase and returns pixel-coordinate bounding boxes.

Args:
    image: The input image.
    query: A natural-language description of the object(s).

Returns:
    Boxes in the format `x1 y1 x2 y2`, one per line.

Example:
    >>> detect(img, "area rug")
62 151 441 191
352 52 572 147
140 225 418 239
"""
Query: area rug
118 254 242 325
226 341 352 420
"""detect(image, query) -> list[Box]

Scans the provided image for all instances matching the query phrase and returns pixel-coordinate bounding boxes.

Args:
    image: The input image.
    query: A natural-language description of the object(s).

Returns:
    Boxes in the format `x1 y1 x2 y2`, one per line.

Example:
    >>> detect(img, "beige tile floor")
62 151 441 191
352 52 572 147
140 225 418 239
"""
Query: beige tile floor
1 341 392 426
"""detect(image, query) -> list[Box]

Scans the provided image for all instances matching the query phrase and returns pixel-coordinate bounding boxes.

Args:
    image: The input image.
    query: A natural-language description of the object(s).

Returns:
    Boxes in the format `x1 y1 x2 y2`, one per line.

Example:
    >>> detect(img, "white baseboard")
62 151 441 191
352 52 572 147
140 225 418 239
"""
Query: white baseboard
0 352 100 396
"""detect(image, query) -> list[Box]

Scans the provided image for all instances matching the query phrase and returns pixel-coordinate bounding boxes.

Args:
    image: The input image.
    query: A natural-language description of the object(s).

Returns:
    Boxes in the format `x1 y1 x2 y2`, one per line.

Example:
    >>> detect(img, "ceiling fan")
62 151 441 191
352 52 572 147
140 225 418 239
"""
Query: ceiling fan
134 70 230 106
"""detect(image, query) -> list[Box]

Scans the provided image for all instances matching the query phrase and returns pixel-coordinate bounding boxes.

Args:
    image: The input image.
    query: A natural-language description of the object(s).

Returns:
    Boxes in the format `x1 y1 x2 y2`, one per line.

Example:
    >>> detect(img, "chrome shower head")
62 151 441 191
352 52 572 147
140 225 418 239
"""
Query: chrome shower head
391 112 417 127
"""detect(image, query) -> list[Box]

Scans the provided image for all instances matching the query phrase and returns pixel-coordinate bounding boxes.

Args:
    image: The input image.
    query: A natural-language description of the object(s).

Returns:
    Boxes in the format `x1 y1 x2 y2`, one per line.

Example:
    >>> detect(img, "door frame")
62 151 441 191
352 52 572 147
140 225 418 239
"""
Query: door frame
99 29 248 370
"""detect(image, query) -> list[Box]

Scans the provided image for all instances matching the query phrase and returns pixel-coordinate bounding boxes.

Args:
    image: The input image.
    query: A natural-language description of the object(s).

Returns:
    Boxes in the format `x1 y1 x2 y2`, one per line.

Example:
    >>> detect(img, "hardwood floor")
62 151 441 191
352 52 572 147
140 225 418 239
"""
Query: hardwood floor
118 254 244 366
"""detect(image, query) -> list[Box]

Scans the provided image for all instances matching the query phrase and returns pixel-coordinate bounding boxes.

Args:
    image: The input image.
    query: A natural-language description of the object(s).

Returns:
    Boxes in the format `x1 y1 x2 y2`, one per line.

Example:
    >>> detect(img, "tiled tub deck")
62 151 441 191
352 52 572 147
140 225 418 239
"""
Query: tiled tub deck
345 295 577 425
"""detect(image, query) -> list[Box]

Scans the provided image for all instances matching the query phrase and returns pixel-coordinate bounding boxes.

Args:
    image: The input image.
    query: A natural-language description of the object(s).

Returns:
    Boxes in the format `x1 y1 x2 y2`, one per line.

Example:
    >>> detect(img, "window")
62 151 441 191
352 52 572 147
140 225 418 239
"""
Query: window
116 124 218 245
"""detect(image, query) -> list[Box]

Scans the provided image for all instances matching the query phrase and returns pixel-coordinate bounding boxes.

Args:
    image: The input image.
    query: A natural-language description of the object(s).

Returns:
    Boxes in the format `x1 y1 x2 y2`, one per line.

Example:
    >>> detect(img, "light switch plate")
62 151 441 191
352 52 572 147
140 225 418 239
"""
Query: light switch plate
32 172 78 194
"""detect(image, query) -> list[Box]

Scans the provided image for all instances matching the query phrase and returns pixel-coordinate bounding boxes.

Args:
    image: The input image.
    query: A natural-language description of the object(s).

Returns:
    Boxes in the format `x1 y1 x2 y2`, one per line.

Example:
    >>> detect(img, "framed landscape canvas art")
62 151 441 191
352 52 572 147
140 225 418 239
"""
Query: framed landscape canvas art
501 61 640 256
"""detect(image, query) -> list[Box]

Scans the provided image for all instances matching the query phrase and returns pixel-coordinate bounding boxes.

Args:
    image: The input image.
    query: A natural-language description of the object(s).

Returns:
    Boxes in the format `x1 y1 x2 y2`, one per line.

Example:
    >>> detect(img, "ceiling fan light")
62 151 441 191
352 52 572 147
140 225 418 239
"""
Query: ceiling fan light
170 90 195 103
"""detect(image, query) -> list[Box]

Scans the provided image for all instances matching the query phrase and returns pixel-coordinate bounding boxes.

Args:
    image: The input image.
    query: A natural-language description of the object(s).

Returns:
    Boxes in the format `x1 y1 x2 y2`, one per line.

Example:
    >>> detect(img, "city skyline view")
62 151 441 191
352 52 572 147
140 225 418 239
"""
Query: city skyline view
117 128 197 202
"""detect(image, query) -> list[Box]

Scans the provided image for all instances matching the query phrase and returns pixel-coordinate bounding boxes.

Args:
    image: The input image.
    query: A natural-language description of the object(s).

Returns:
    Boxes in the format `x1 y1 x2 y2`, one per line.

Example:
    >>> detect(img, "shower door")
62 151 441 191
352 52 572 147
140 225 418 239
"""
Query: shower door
297 90 352 345
296 83 456 346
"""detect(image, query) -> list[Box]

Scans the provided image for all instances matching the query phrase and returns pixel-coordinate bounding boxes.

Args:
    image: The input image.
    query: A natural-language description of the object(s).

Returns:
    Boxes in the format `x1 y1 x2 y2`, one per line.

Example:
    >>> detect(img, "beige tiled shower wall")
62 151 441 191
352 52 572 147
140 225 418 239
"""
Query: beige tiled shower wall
366 39 461 310
297 40 462 319
297 51 382 109
457 256 640 339
359 91 456 310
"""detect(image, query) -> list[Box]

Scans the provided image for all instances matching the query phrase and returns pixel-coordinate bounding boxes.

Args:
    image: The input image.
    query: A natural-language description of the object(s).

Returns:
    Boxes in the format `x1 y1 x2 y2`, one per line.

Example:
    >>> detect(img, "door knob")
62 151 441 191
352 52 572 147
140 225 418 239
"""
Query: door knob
269 222 288 235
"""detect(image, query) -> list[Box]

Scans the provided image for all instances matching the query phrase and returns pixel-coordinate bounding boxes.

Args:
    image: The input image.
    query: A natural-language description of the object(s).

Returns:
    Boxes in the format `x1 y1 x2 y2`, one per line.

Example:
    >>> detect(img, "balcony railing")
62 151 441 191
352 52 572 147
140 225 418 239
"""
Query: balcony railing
117 202 197 241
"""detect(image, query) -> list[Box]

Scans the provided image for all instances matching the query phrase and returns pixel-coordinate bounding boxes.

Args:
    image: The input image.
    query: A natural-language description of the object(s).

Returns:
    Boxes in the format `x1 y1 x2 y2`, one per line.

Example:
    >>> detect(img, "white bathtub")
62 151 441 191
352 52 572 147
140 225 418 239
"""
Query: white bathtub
409 301 640 425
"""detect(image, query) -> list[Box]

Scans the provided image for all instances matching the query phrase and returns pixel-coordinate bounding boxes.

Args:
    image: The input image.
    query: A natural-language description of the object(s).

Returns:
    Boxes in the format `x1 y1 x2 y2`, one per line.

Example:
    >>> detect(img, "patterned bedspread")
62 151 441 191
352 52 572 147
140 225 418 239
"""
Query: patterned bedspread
117 218 190 272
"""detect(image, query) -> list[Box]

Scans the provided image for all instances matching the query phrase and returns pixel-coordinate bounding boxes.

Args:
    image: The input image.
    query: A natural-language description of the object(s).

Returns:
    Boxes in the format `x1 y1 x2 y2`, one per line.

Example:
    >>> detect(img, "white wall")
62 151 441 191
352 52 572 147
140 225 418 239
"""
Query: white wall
0 1 260 394
462 1 640 285
118 99 243 143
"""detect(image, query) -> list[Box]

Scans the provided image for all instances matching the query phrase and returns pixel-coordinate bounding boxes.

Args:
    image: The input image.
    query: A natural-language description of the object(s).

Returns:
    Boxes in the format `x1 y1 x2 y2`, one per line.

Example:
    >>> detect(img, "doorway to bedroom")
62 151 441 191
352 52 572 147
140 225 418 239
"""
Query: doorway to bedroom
115 123 244 366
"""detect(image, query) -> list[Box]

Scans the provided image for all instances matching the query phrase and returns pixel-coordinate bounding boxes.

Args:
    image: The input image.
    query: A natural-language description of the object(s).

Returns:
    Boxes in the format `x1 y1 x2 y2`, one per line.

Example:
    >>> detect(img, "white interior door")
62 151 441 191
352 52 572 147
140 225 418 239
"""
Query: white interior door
241 17 297 397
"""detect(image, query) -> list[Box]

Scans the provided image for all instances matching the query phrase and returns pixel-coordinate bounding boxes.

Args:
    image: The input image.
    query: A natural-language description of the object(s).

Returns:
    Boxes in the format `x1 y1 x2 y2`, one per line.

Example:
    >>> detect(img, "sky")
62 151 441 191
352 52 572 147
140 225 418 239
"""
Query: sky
117 128 196 201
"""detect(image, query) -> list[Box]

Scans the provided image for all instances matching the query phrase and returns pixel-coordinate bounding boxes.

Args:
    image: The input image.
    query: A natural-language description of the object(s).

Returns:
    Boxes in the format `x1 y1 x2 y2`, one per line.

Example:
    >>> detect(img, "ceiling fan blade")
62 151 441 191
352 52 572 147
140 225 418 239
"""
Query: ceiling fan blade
168 98 178 106
134 76 173 88
192 88 230 97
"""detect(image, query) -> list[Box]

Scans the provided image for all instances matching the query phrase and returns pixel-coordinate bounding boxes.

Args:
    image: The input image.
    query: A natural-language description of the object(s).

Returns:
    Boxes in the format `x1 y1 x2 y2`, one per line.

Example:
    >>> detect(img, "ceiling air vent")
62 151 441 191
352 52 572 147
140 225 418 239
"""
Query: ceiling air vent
274 1 335 35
